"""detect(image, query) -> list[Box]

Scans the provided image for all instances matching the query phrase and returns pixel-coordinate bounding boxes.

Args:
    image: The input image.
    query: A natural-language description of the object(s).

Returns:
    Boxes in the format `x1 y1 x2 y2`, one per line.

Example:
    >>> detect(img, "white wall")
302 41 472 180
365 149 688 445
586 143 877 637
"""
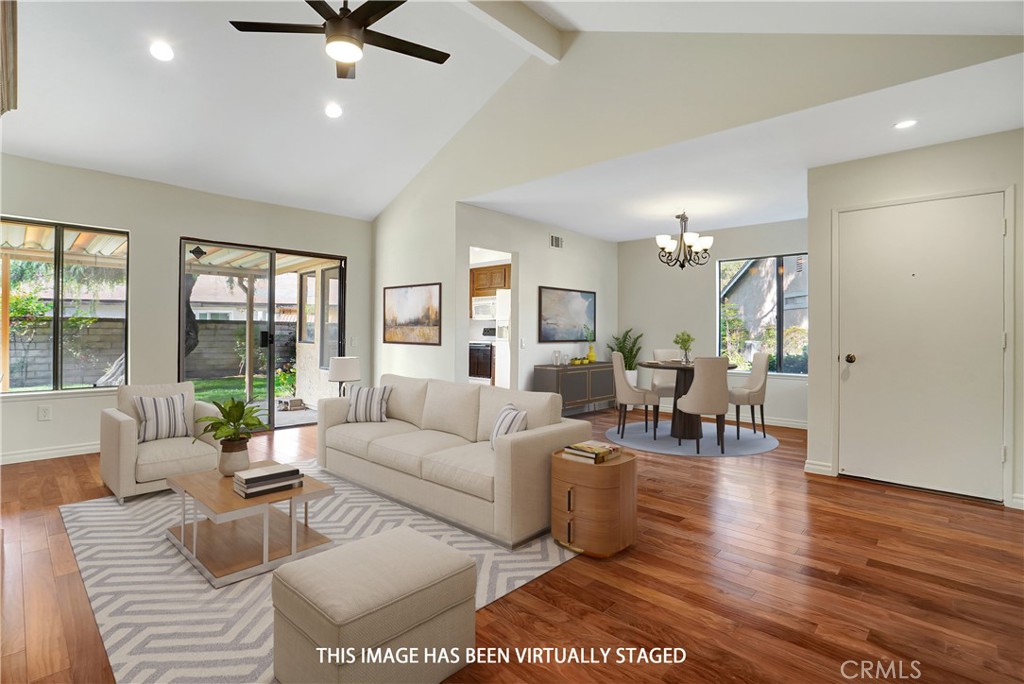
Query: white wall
455 204 618 391
618 219 809 428
374 33 1018 384
806 129 1023 506
1 155 373 463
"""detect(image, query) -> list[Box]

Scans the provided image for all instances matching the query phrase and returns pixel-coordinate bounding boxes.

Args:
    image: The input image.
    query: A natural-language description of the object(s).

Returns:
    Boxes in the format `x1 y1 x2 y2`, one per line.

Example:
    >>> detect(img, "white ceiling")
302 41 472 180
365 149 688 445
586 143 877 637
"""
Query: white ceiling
1 1 527 220
467 53 1024 241
2 1 1022 239
528 1 1024 35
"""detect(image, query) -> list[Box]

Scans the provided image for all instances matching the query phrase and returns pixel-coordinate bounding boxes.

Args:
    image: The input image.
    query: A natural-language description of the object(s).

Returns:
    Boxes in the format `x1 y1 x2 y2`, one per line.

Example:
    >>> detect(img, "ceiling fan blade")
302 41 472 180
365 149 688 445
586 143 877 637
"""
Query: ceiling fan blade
305 0 338 22
336 62 356 79
347 1 405 27
230 21 324 34
363 29 449 64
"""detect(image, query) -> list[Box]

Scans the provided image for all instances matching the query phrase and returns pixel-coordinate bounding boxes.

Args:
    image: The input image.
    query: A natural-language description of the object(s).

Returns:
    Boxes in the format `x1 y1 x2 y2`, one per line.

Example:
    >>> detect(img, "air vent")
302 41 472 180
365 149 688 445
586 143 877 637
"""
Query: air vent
549 235 563 249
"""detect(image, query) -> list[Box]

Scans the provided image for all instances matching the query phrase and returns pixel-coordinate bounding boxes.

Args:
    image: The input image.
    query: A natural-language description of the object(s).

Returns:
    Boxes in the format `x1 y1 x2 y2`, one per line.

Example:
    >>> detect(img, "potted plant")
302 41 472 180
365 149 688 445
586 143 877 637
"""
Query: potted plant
581 324 597 362
674 330 695 364
196 397 271 476
607 328 643 385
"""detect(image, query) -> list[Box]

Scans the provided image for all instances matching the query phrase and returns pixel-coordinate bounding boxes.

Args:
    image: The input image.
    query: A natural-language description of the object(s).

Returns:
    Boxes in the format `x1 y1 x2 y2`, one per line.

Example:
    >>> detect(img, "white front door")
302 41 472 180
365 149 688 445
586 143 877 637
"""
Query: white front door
837 192 1006 500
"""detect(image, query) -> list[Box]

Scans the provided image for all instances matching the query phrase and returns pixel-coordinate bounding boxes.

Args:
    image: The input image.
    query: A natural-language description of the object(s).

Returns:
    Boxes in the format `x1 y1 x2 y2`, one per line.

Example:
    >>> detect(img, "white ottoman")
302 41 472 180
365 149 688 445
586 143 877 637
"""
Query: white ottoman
272 526 476 683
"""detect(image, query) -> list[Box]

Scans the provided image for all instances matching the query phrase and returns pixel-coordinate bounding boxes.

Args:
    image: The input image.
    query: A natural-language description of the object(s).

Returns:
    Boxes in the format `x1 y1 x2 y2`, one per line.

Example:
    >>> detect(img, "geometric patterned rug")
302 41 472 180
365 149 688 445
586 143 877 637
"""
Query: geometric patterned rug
60 462 576 683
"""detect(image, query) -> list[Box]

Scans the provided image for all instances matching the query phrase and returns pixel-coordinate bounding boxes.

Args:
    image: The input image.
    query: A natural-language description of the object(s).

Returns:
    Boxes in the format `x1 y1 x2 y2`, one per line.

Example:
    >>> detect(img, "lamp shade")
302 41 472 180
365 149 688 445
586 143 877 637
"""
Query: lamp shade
328 356 361 383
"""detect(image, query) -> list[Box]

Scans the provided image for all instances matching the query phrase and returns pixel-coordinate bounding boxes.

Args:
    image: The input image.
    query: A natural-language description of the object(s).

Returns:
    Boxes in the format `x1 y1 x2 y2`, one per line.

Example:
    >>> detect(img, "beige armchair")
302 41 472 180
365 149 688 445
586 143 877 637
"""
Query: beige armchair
729 352 769 438
676 357 729 454
100 382 220 504
612 352 660 439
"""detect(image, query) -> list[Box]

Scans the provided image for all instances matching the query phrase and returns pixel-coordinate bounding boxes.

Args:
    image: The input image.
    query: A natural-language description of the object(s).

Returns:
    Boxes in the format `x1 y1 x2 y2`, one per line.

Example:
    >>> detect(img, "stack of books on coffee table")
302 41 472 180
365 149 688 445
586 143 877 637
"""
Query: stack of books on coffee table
233 463 303 498
562 440 620 464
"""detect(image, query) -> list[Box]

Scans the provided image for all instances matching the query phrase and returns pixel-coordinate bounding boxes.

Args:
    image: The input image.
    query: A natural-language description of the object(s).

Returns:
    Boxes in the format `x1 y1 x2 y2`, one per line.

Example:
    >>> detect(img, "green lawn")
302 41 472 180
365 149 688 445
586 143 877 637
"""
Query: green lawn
191 376 269 405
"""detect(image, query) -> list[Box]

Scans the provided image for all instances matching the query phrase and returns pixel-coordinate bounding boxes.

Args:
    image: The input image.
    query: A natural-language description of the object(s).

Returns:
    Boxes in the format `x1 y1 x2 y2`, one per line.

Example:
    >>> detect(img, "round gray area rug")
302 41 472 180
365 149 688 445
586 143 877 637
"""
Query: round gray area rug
605 420 779 457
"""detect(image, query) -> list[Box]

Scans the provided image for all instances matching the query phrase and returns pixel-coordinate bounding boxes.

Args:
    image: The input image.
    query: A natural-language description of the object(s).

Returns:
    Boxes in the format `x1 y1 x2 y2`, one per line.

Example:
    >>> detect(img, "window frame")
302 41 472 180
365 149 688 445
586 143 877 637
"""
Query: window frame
2 217 130 394
319 265 344 370
297 270 316 344
717 251 808 376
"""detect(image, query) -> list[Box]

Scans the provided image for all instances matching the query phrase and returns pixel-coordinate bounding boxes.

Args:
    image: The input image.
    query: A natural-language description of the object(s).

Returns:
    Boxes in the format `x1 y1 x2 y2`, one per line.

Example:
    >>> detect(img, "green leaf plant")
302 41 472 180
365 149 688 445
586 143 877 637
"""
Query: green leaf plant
607 328 644 370
195 397 270 444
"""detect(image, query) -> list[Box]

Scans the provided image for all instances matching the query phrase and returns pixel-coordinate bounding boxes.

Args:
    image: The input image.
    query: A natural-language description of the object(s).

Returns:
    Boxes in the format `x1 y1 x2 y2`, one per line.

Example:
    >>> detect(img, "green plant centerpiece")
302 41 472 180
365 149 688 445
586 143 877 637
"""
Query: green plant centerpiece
607 328 643 371
197 397 271 476
674 330 695 364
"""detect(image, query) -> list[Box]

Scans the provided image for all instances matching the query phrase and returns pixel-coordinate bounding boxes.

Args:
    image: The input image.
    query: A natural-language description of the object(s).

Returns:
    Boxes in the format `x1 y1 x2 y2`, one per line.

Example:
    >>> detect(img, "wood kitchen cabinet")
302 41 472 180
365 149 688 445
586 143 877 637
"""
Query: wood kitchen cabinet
470 264 511 298
551 450 636 558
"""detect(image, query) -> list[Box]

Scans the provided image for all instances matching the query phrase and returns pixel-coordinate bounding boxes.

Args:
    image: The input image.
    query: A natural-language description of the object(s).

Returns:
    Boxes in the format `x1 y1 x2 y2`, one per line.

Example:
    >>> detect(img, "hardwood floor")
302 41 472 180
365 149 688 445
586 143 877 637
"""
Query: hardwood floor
1 412 1021 683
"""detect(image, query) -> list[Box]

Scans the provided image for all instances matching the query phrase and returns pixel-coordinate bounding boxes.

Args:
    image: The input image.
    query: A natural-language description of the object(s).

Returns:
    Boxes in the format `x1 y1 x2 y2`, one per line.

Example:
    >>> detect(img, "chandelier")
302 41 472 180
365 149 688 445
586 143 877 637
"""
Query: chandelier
655 212 713 270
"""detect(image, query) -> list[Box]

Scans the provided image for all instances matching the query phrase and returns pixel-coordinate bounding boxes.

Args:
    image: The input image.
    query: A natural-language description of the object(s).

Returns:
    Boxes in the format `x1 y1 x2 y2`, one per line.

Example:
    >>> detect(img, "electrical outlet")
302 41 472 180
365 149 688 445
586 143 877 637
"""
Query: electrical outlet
520 338 526 350
349 336 356 350
37 405 52 421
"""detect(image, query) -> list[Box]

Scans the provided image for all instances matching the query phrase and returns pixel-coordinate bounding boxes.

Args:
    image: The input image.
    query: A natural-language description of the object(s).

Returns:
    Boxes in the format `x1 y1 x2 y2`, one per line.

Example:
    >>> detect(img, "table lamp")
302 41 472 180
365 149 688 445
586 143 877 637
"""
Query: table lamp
328 356 360 397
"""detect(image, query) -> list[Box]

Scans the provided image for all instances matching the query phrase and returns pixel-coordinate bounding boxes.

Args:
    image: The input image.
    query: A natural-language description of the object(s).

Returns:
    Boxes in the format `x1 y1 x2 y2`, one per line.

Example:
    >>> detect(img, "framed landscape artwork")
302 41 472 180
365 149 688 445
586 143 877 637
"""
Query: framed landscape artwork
383 282 441 345
538 286 596 342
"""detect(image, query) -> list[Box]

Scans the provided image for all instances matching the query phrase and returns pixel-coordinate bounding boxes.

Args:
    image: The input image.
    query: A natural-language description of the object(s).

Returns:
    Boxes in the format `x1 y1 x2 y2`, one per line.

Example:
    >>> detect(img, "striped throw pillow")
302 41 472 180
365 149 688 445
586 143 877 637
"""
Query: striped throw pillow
133 393 190 443
490 403 527 449
347 386 392 423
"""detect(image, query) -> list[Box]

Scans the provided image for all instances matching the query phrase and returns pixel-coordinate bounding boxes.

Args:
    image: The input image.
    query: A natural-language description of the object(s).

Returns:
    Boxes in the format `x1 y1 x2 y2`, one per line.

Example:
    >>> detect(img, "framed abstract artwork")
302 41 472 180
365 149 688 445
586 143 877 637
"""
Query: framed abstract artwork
538 286 596 342
383 282 441 345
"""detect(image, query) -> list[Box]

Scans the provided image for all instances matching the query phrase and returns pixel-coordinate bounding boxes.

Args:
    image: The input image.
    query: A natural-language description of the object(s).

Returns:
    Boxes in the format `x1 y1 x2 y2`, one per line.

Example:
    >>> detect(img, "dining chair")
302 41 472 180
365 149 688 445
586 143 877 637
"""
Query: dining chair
676 356 729 454
611 351 661 440
650 349 678 404
728 351 769 439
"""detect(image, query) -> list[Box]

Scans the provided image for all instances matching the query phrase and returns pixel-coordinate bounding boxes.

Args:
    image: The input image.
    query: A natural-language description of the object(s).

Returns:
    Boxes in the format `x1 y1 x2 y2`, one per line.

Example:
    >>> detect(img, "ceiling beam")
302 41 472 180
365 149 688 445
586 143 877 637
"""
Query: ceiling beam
459 1 563 65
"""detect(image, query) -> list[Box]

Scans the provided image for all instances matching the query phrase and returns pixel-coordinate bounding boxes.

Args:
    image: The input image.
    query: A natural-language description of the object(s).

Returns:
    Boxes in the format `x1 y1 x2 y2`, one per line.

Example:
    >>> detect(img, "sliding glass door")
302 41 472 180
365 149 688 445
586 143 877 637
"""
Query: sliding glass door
180 241 274 426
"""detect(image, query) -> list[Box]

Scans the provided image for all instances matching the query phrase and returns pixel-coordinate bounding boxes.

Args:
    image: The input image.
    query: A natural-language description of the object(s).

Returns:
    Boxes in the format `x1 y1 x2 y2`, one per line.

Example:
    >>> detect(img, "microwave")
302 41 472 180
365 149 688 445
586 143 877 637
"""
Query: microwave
471 296 496 319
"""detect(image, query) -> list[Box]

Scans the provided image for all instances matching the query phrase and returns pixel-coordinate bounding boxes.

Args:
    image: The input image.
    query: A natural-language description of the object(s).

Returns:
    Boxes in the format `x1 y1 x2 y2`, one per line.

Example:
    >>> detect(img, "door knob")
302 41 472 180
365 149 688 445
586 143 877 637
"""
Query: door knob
845 354 857 364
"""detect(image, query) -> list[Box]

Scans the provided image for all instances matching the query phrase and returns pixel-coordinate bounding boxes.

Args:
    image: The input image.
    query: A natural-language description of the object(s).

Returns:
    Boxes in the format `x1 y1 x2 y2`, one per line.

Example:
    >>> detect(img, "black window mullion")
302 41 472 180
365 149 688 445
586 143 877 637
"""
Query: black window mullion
775 256 785 373
52 226 64 390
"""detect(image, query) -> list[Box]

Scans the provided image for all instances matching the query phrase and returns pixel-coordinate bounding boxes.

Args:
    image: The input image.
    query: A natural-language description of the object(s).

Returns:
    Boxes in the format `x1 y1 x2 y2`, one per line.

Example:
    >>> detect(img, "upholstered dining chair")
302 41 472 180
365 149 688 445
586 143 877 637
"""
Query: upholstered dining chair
611 351 661 440
650 349 679 404
100 381 221 504
676 356 730 454
729 351 769 439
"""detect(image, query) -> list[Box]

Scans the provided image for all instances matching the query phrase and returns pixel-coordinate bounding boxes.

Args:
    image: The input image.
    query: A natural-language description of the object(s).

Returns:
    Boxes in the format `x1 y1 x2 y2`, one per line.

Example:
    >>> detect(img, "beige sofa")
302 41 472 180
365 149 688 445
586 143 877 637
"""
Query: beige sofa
318 375 591 547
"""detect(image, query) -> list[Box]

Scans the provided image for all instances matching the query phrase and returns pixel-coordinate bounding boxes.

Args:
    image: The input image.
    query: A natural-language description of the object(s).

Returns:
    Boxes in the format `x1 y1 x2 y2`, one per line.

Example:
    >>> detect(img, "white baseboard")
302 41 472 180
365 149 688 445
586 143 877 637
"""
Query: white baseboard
1 442 99 464
1009 493 1024 510
804 459 835 476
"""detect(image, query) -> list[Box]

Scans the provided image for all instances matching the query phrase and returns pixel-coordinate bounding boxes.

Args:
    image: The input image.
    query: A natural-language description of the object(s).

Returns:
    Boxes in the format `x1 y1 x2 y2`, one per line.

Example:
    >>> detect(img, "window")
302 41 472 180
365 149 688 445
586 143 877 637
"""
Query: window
298 271 315 343
319 266 341 368
2 219 128 392
719 253 807 374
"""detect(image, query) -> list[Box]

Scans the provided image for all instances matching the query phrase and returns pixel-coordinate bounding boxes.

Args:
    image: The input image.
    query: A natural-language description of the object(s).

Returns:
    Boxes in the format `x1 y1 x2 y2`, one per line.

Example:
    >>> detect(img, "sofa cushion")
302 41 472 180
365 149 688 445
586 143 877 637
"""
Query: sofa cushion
422 380 480 442
346 386 392 423
366 430 470 478
476 386 562 442
325 419 418 460
118 382 196 429
133 393 191 443
489 403 527 449
421 443 496 502
135 437 217 483
380 374 428 427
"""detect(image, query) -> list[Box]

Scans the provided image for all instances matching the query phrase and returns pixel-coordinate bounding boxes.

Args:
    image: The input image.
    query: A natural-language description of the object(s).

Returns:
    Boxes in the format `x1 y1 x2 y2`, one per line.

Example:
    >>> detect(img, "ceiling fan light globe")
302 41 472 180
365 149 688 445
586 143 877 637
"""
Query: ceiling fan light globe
696 235 714 251
682 231 700 247
326 37 363 63
655 234 673 250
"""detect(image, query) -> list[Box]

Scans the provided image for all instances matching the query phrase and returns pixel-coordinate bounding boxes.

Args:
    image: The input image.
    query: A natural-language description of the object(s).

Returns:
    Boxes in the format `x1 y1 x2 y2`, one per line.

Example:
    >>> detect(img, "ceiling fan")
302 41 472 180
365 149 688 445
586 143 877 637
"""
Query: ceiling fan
230 0 450 79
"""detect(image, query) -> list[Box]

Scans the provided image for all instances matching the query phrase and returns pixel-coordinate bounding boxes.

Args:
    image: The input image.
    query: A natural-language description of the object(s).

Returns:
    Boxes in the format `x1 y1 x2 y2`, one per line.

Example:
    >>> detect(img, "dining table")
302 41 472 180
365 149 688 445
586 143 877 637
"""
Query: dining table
637 359 737 441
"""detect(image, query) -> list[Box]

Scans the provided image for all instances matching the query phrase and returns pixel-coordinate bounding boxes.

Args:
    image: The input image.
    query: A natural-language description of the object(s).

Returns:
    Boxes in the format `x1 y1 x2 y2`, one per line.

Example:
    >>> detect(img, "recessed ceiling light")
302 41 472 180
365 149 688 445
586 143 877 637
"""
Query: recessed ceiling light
325 103 343 119
149 41 174 62
894 119 918 130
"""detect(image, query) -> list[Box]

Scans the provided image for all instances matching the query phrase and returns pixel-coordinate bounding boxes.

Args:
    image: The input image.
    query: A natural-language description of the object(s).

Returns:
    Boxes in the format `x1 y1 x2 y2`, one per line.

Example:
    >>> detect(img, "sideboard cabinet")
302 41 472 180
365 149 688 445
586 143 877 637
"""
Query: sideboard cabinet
533 362 614 414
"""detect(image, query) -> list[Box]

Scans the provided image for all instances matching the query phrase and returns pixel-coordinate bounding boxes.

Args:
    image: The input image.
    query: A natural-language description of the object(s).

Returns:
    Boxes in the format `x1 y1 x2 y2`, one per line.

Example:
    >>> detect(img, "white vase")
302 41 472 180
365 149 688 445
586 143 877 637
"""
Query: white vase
218 440 250 476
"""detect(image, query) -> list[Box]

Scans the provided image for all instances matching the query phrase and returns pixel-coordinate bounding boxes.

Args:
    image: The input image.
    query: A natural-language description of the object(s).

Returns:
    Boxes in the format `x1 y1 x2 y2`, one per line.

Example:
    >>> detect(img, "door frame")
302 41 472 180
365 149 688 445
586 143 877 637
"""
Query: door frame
828 185 1016 504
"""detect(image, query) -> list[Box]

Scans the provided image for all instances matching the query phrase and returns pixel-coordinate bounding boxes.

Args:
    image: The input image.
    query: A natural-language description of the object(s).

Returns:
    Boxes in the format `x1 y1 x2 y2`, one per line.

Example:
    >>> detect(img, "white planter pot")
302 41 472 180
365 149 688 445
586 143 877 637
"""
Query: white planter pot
218 440 250 476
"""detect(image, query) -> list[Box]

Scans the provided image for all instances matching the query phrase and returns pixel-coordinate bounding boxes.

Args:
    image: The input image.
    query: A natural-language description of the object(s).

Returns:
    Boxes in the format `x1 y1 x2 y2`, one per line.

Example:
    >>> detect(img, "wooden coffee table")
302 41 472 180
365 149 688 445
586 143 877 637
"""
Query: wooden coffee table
165 460 334 588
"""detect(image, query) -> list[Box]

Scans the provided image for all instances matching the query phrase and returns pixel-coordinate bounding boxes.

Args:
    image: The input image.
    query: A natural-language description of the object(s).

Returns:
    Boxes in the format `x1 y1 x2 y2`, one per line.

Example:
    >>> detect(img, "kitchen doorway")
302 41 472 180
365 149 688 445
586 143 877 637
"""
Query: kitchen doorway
469 246 513 388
